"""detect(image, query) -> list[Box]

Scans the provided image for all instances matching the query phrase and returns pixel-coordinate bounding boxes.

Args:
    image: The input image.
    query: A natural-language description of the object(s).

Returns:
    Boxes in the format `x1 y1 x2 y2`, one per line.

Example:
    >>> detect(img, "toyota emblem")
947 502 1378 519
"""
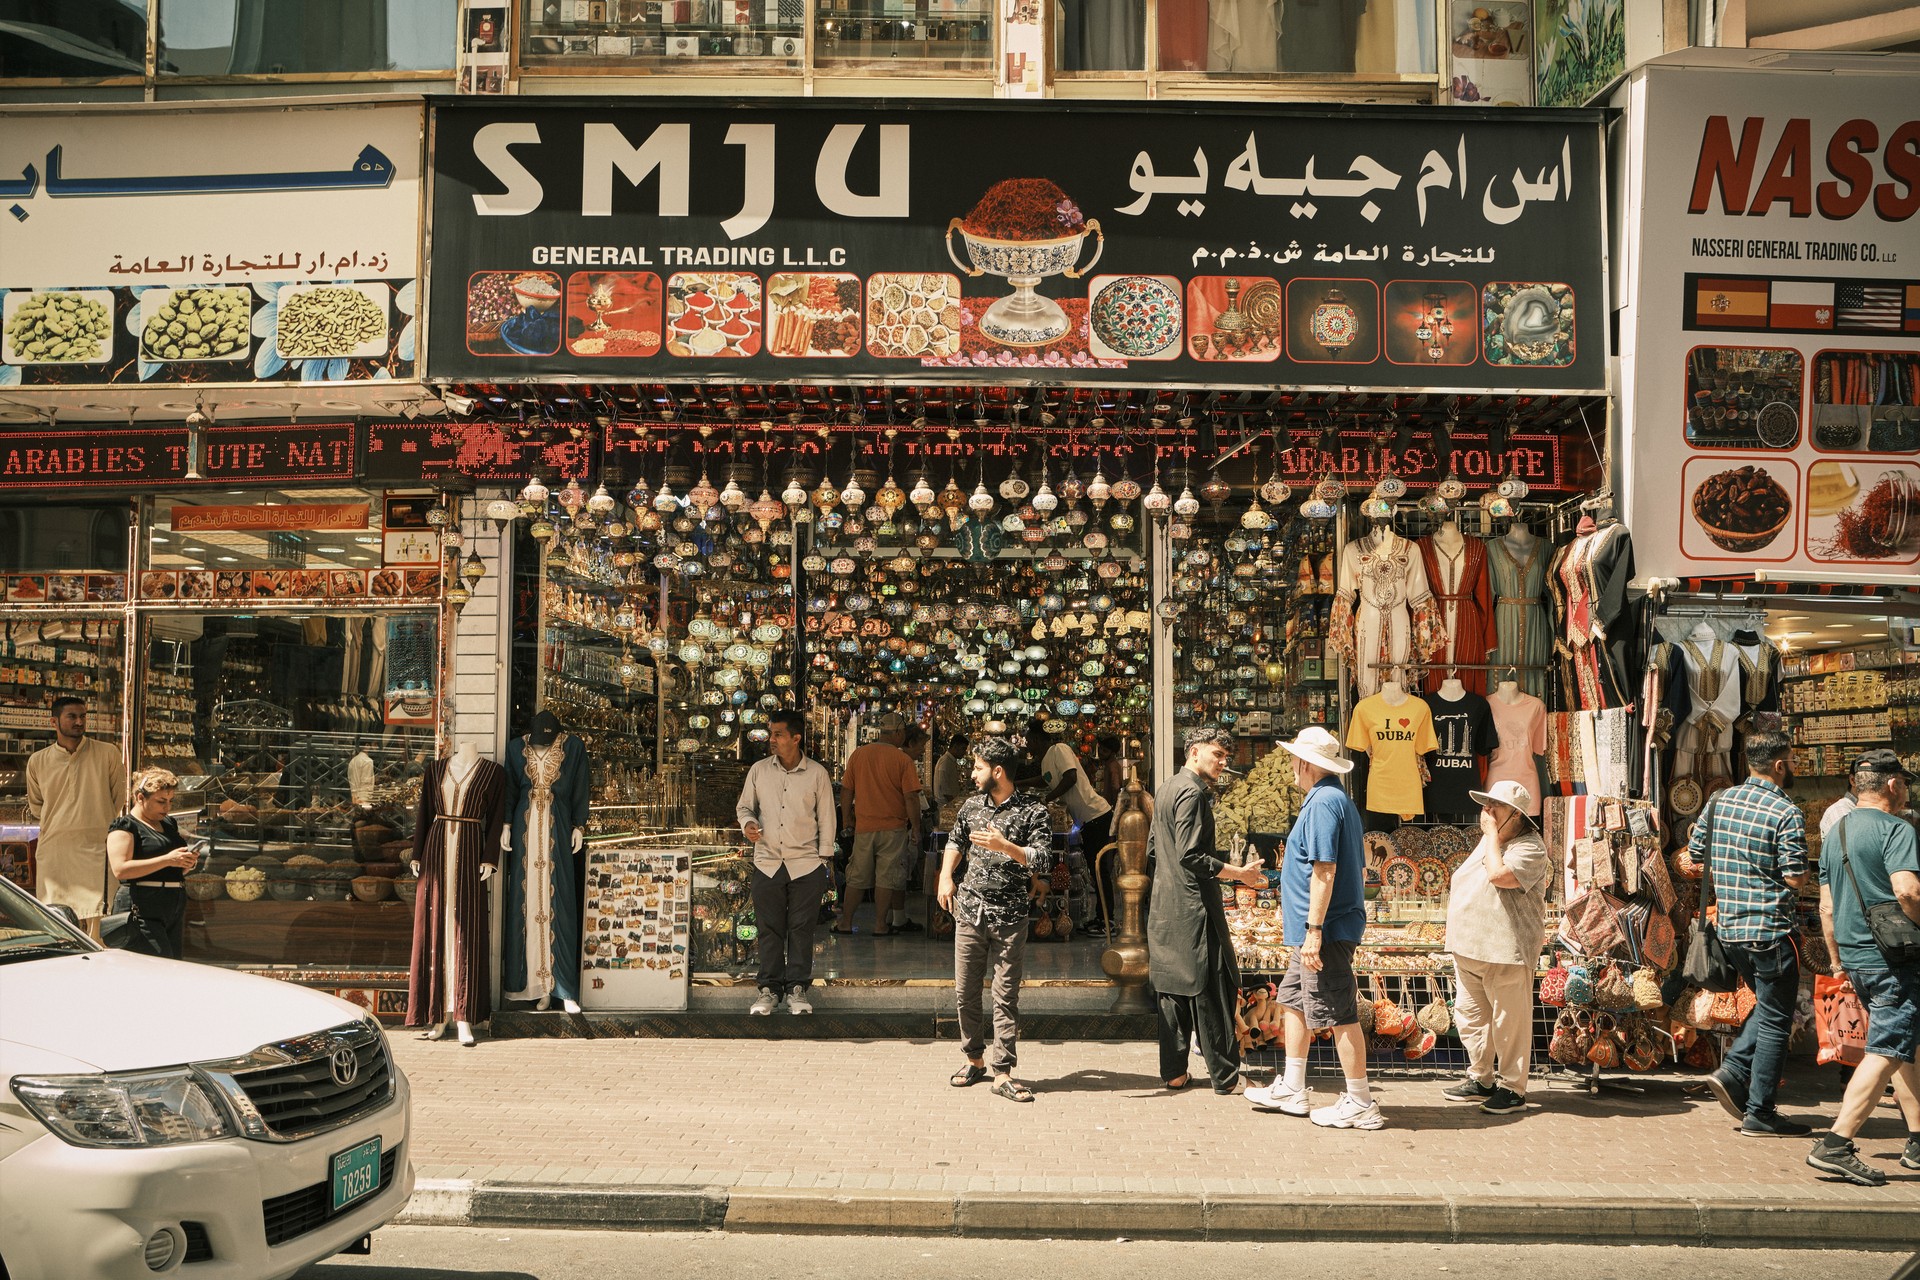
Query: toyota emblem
329 1045 360 1087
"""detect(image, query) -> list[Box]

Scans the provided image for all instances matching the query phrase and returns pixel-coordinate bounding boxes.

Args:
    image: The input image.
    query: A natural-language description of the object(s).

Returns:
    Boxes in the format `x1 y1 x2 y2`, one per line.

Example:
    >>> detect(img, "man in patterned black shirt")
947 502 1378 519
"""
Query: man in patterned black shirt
939 737 1053 1103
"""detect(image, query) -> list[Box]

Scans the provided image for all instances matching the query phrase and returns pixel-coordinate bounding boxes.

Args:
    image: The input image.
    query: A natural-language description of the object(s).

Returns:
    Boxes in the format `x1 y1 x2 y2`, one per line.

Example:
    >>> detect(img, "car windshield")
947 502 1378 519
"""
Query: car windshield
0 877 99 963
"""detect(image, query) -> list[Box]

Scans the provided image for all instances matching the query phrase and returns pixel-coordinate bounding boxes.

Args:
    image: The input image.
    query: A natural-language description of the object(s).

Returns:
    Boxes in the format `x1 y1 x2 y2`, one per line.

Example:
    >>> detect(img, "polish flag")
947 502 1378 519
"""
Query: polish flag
1768 280 1834 330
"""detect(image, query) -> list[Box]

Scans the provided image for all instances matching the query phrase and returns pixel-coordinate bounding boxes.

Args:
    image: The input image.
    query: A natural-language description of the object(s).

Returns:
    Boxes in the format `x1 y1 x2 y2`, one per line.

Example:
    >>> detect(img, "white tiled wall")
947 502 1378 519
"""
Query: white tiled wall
448 493 512 759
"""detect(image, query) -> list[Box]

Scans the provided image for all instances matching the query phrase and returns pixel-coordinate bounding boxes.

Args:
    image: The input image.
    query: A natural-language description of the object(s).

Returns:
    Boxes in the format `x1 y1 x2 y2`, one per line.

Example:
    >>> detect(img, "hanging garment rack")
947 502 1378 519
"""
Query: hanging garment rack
1364 661 1549 671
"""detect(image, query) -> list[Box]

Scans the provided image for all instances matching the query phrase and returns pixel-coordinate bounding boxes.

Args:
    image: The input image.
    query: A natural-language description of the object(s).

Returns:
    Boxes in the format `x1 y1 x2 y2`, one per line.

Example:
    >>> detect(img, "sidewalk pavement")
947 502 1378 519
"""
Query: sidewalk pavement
391 1035 1920 1249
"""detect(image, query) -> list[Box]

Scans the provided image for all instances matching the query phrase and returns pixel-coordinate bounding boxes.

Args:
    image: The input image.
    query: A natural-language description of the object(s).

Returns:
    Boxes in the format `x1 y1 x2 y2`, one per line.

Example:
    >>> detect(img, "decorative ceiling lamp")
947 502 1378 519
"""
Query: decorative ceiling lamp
559 478 587 517
1172 484 1201 520
1496 465 1531 502
485 497 520 530
1086 461 1111 510
1258 438 1292 505
1142 447 1171 519
909 469 936 511
1240 497 1270 530
588 483 617 518
517 473 549 519
1310 285 1359 359
1200 470 1232 511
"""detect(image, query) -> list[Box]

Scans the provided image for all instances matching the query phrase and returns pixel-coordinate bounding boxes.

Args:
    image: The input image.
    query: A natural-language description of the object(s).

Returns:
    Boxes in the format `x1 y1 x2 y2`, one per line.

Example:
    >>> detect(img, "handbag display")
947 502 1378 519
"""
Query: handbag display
1587 1013 1622 1068
1630 966 1665 1011
1835 815 1920 967
1549 1010 1585 1066
1539 965 1570 1007
1564 964 1594 1006
1680 798 1740 992
1370 976 1411 1037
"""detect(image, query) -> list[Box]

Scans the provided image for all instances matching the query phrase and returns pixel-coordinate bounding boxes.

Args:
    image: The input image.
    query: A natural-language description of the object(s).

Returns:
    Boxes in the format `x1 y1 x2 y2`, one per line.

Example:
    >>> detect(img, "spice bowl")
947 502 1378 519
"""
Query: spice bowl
350 875 393 903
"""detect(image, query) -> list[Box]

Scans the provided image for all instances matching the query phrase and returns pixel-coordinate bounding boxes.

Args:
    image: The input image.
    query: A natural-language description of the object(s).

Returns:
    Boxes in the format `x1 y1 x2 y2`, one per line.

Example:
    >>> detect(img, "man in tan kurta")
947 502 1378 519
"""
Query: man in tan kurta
25 697 124 932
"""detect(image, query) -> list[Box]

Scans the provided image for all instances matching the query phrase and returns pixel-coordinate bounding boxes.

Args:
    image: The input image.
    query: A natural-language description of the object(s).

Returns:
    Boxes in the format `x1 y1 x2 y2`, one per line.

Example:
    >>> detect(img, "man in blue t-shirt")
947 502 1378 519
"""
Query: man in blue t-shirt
1810 749 1920 1188
1245 726 1377 1130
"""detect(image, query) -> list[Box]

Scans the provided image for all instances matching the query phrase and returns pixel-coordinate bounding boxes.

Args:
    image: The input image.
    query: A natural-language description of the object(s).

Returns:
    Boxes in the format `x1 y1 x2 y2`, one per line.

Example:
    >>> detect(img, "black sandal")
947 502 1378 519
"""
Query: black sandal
989 1078 1034 1103
829 926 856 935
1164 1075 1191 1090
950 1063 988 1087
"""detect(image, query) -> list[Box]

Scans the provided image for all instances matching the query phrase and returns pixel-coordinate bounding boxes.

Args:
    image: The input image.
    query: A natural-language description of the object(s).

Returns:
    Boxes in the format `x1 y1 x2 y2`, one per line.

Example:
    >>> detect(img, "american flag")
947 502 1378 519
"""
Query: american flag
1835 283 1902 330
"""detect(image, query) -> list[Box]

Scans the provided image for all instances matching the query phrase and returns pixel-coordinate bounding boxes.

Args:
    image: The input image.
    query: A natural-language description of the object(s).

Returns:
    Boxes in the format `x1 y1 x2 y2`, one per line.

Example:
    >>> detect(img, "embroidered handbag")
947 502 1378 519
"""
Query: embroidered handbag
1539 965 1570 1007
1403 1027 1438 1060
1564 888 1629 957
1549 1010 1586 1066
1623 1021 1663 1072
1671 985 1715 1029
1052 898 1073 940
1031 905 1053 940
1050 860 1071 892
1370 976 1411 1037
1683 1032 1720 1070
1640 910 1678 971
1593 964 1635 1011
1587 1013 1623 1068
1630 966 1665 1011
1564 964 1594 1007
1708 985 1754 1028
1415 975 1452 1036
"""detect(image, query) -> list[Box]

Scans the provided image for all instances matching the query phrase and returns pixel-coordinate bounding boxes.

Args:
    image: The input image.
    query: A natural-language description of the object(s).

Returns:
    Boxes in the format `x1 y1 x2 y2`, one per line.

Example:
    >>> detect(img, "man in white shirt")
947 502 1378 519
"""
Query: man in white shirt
1026 718 1113 922
25 696 124 938
736 709 836 1015
933 735 970 810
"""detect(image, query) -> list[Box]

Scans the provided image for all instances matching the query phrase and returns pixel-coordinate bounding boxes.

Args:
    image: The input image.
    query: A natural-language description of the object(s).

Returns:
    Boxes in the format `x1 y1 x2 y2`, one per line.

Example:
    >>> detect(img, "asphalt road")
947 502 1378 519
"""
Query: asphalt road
298 1228 1918 1280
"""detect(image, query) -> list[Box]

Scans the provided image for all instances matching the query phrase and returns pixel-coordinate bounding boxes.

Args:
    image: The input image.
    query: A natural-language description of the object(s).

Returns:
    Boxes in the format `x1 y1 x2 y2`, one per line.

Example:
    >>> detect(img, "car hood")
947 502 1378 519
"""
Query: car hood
0 950 372 1073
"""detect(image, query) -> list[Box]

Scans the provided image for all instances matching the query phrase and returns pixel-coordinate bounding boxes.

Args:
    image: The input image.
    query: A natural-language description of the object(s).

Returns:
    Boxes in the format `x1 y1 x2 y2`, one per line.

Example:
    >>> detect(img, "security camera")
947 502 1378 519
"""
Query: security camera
442 392 476 415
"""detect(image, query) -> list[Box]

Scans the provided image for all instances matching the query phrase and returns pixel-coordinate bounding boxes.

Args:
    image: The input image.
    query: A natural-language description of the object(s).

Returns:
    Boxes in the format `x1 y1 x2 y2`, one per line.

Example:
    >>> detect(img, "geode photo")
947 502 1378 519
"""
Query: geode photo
1483 282 1574 367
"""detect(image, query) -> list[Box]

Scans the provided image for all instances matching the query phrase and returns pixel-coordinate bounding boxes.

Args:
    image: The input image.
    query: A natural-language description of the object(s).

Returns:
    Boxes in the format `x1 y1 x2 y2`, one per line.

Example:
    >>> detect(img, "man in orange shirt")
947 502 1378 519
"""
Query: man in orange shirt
837 713 924 937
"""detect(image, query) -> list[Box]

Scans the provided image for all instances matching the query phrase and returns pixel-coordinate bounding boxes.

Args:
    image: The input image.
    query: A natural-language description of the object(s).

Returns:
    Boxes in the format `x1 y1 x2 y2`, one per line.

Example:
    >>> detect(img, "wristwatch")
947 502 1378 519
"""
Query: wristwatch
1305 923 1323 932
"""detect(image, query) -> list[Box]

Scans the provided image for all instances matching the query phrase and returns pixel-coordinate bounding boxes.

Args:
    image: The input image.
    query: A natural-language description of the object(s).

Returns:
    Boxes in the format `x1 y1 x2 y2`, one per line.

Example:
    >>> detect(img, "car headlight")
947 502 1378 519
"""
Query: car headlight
12 1070 238 1148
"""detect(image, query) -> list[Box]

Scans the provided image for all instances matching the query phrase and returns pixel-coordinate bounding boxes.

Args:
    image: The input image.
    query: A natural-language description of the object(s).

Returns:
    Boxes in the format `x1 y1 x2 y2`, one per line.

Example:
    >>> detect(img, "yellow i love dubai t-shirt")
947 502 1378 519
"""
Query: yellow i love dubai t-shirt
1346 694 1439 815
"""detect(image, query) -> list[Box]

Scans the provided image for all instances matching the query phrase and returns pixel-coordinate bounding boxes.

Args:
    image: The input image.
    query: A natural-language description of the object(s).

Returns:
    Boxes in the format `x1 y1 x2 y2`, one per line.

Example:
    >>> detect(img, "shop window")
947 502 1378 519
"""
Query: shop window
155 613 440 969
814 0 993 72
155 0 456 75
1159 0 1436 74
1055 0 1144 72
0 0 148 79
519 0 806 71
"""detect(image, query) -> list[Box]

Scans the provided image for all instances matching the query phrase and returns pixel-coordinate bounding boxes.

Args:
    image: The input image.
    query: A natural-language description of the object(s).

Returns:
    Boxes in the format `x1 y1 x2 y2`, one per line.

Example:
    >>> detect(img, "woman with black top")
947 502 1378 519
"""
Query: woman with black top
106 768 203 959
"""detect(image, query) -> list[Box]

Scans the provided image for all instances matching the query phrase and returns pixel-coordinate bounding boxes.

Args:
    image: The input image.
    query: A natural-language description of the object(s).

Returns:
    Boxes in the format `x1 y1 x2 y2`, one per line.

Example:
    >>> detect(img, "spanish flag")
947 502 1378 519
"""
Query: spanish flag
1691 277 1770 329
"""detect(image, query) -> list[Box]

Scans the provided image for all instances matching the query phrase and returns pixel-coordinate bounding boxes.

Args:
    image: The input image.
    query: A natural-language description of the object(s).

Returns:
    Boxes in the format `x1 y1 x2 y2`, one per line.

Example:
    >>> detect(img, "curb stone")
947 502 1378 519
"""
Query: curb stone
392 1181 1920 1250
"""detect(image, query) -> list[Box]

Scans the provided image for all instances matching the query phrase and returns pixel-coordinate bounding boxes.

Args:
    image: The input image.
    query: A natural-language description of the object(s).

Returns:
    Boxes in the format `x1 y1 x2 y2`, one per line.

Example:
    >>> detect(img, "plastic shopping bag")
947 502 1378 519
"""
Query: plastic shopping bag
1813 974 1868 1068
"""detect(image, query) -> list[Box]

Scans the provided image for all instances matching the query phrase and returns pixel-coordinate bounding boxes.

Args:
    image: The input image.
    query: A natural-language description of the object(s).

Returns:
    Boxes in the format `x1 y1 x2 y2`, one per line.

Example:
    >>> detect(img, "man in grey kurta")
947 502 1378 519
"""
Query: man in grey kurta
1148 725 1265 1092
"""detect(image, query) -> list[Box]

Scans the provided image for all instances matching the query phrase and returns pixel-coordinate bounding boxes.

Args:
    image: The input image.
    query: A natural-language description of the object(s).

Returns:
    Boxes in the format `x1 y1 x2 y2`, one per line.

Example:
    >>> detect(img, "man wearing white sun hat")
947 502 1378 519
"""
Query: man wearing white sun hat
1441 779 1554 1116
1245 726 1381 1130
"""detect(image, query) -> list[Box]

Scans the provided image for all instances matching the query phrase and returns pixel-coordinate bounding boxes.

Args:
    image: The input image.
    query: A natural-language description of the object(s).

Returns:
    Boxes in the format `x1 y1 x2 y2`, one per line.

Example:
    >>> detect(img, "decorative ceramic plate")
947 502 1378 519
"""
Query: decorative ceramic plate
1416 858 1449 896
1387 826 1429 860
1381 854 1419 897
1426 825 1472 860
1089 275 1181 357
1757 401 1798 447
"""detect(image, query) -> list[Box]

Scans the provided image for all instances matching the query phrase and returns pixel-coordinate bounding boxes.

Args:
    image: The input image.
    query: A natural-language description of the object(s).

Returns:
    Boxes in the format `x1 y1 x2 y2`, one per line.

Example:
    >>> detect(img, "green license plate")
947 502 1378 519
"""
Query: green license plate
330 1137 382 1212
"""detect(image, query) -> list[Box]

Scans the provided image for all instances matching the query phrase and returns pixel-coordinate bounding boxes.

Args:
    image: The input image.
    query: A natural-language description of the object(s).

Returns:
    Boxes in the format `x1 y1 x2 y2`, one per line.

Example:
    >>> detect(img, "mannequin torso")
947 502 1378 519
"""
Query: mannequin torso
1438 677 1466 701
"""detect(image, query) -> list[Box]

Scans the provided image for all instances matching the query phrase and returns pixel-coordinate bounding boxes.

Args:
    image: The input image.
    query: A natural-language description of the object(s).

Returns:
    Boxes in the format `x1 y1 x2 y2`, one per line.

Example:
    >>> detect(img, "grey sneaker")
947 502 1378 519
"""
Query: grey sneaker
1740 1110 1812 1138
1807 1136 1887 1186
1480 1087 1528 1115
749 987 779 1016
1442 1079 1496 1103
786 988 813 1015
1902 1136 1920 1171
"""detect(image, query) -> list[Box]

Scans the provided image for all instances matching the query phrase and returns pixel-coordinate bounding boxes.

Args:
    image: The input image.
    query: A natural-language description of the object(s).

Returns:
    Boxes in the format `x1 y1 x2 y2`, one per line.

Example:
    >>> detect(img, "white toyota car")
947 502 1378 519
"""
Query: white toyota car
0 875 413 1280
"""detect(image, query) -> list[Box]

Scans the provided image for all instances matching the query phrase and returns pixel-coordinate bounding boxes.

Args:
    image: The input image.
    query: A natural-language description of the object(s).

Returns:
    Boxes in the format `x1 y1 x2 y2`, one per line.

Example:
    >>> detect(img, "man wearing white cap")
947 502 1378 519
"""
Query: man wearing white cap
1441 779 1554 1115
1245 726 1380 1129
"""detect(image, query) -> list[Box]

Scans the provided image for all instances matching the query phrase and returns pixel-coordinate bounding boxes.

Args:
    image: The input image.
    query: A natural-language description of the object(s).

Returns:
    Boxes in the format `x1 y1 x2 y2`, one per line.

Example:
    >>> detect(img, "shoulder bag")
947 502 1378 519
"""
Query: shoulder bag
1835 814 1920 968
1680 797 1741 992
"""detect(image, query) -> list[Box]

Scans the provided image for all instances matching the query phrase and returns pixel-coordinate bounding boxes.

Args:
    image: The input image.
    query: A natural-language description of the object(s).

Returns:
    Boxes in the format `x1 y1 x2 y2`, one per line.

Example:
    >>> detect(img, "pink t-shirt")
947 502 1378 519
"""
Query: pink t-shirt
1485 693 1547 814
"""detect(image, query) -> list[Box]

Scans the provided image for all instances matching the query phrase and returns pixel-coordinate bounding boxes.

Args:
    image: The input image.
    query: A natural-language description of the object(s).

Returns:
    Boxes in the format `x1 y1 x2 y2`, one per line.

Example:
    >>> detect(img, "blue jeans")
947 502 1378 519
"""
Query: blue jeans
1721 936 1799 1115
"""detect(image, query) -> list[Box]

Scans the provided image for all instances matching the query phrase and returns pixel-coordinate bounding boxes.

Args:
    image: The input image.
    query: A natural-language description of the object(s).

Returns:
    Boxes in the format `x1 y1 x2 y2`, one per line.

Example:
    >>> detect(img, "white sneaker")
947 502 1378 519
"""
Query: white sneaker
786 989 813 1015
1244 1083 1311 1116
749 987 779 1015
1310 1093 1385 1130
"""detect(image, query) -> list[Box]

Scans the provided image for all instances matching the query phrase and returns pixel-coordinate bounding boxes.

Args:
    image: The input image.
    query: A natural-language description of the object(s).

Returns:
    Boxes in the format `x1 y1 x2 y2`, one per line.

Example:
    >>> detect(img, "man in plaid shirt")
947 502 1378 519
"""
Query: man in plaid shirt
1687 729 1810 1136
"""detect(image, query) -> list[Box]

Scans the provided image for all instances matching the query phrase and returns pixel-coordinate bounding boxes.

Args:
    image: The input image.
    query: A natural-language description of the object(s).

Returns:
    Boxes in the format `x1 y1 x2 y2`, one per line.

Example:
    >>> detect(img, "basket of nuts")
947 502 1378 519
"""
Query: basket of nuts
1691 464 1791 553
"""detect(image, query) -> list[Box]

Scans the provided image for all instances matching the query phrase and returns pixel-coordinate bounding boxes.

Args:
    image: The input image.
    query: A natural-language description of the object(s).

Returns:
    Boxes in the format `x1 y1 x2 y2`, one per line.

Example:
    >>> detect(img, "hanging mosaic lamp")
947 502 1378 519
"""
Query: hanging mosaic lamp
588 483 618 516
517 474 549 518
877 474 907 516
1058 463 1084 502
461 549 487 588
812 476 840 512
1240 498 1269 530
1031 479 1057 515
652 481 679 513
719 475 747 513
1496 465 1531 501
968 480 995 515
749 488 785 529
1143 480 1171 517
840 472 866 510
1311 286 1359 358
1172 486 1201 519
626 475 653 511
1086 467 1111 509
560 478 586 515
688 470 720 516
486 497 520 528
1436 469 1468 502
1200 473 1232 509
909 472 936 511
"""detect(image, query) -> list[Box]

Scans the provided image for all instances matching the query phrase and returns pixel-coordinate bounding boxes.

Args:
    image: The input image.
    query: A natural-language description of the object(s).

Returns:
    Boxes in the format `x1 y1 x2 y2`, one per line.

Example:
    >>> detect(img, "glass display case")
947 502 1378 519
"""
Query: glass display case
814 0 993 71
1158 0 1438 76
519 0 807 71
